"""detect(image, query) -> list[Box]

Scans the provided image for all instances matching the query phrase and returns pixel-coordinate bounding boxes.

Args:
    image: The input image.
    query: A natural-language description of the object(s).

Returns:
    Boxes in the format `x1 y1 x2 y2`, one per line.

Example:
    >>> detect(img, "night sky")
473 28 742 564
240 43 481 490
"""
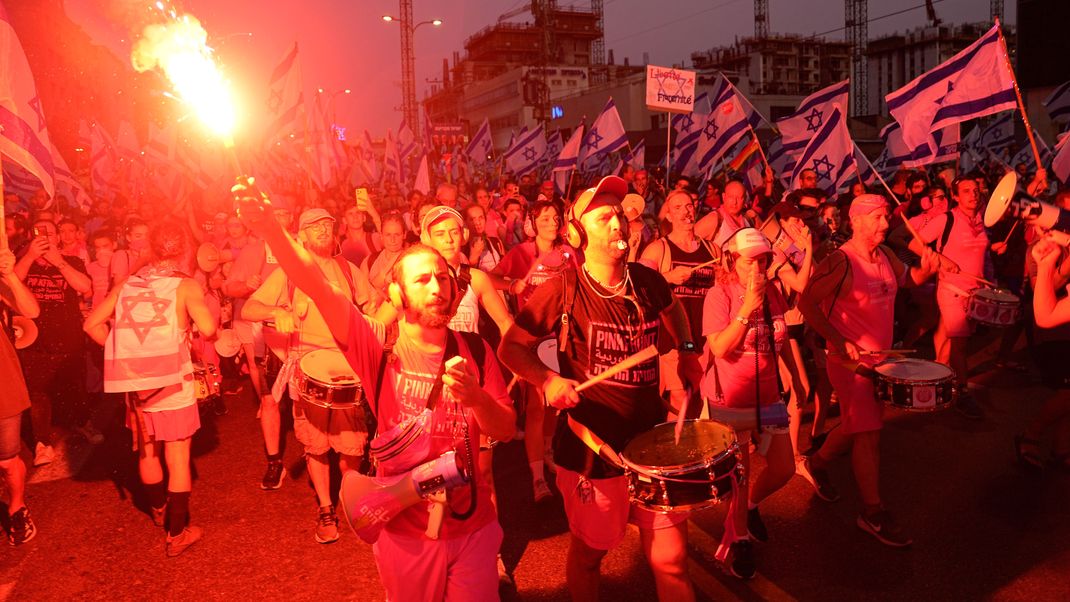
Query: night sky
63 0 1018 137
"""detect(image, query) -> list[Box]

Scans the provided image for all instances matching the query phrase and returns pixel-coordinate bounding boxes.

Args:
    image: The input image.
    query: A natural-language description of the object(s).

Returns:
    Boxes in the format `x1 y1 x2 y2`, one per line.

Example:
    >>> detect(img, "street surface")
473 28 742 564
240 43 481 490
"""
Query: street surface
1 336 1069 601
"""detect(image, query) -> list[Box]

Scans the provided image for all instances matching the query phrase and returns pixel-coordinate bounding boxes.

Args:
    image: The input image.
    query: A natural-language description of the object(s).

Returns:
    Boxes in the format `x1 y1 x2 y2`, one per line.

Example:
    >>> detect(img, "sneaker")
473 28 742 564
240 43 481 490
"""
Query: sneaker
955 391 984 420
77 421 104 444
747 507 768 543
533 478 552 503
33 442 54 467
727 539 756 580
315 505 340 544
151 506 166 528
7 507 37 546
796 457 840 502
166 526 203 557
497 553 513 586
856 509 913 547
261 460 286 490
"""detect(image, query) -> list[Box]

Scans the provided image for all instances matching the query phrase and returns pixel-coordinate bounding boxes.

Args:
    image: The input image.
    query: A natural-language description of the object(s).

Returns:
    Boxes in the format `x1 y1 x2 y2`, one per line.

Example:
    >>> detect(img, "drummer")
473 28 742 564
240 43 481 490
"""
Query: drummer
798 194 938 548
499 176 701 601
701 228 795 579
908 176 991 419
242 208 376 544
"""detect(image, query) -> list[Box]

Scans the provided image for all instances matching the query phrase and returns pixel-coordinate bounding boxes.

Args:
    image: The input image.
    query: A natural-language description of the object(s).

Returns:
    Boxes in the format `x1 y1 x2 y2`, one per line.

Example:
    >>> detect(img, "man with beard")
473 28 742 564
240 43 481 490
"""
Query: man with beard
640 189 719 419
798 194 939 547
631 169 665 217
235 184 515 601
243 208 374 543
500 176 700 601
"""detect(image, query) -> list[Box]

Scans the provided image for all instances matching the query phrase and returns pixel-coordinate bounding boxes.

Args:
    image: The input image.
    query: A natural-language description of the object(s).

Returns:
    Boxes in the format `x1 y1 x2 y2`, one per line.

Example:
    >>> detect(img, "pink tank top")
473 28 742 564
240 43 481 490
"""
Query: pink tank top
827 244 897 352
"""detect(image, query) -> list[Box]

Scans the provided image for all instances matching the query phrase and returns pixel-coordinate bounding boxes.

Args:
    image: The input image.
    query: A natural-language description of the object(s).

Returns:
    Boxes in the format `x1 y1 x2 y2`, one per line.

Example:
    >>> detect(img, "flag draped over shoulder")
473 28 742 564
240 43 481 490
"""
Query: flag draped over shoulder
790 106 854 194
0 1 56 196
885 23 1016 154
776 79 850 152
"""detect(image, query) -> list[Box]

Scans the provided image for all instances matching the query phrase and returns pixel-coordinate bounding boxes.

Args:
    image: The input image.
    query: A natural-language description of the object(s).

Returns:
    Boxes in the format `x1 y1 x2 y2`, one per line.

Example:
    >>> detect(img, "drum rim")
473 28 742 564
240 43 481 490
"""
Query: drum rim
621 420 738 475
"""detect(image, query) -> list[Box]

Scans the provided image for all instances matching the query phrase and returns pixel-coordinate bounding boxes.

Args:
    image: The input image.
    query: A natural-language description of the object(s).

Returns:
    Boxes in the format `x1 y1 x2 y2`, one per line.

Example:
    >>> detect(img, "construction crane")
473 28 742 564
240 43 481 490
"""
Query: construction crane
845 0 868 116
755 0 769 39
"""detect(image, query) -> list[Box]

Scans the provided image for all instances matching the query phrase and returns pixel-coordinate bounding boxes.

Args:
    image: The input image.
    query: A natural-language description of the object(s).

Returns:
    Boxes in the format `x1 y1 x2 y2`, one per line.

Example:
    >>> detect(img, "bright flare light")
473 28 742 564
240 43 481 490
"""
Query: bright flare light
132 15 237 145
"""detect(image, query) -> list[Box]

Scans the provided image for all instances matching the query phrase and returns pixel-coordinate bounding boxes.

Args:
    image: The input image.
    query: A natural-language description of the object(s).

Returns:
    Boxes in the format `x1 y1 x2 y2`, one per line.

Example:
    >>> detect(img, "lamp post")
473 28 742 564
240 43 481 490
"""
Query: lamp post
382 2 442 132
317 87 352 126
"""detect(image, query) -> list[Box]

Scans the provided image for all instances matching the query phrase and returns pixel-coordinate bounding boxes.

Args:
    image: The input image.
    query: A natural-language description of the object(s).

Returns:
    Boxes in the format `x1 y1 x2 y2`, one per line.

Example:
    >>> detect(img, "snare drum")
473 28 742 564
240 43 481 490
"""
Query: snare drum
193 363 221 403
967 287 1020 326
874 359 954 412
294 349 363 409
621 420 741 512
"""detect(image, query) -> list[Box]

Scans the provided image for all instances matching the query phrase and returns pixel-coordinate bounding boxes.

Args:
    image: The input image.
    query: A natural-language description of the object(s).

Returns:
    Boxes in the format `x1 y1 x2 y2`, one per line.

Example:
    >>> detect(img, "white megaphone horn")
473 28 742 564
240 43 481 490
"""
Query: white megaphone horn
985 172 1070 246
338 451 469 544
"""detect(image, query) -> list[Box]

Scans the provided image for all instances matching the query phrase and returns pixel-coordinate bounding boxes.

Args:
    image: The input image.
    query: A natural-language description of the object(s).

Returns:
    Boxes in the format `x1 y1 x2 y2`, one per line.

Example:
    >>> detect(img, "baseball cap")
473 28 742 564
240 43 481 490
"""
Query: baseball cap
726 227 774 258
571 175 628 219
849 194 888 218
622 193 645 220
298 208 335 230
421 205 464 234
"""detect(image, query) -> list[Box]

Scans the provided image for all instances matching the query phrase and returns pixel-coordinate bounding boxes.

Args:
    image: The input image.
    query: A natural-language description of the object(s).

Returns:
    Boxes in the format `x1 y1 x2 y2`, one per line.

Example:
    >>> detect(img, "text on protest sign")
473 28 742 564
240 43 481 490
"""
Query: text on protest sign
646 65 696 114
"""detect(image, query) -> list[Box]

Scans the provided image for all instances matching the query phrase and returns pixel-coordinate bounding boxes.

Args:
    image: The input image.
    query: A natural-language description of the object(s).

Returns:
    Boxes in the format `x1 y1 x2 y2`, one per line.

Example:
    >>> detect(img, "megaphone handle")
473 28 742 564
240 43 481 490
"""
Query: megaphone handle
425 490 447 540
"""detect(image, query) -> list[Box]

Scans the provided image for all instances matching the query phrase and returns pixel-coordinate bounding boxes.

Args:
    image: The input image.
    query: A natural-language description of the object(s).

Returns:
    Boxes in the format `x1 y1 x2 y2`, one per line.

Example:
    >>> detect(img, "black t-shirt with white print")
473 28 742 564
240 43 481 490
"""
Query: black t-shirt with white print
514 262 674 479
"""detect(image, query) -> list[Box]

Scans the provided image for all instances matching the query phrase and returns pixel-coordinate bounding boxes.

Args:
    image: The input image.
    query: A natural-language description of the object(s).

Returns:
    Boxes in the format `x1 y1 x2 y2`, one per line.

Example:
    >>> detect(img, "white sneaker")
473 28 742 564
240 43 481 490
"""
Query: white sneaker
33 442 55 466
543 449 558 473
533 478 552 503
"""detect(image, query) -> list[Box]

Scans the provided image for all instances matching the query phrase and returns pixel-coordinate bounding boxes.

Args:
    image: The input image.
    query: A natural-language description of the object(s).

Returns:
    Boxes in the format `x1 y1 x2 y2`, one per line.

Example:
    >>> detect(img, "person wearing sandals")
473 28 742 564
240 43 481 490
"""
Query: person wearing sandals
798 194 939 548
701 228 794 579
1017 234 1070 470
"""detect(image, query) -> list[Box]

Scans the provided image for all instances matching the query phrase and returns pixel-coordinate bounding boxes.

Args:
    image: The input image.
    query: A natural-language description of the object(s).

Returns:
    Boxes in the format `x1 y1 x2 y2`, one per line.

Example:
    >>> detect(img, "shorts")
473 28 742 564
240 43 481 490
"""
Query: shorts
134 403 201 443
232 319 264 355
372 519 503 602
555 466 688 551
936 286 975 338
0 413 23 461
826 356 882 435
292 400 367 457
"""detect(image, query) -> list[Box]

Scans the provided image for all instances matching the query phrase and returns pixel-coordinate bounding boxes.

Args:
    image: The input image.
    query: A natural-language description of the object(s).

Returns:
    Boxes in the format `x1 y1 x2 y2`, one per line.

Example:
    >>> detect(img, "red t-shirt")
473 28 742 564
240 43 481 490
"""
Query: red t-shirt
338 311 510 539
701 280 787 408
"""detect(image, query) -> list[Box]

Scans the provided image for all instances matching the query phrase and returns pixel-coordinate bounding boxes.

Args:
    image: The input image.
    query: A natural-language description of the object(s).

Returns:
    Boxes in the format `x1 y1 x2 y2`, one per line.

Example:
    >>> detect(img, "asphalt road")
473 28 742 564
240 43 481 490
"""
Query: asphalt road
1 336 1069 601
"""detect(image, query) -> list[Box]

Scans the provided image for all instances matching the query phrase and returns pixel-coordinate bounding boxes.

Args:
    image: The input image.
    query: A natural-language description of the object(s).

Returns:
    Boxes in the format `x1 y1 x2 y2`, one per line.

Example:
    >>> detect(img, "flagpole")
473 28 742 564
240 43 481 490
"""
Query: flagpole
995 17 1043 167
749 128 771 172
665 112 672 192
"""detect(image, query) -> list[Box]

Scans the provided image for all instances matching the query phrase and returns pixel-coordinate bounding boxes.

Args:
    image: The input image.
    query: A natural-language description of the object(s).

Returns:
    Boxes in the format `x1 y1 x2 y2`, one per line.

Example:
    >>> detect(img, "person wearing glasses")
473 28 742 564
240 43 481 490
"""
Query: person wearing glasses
500 176 701 601
242 208 375 544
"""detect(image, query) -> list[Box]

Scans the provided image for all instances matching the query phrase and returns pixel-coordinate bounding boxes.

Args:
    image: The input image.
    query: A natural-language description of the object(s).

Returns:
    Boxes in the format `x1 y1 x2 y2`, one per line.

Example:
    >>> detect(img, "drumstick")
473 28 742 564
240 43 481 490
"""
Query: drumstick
674 394 689 445
1000 220 1020 246
575 345 658 393
859 349 916 356
943 270 997 288
686 257 720 273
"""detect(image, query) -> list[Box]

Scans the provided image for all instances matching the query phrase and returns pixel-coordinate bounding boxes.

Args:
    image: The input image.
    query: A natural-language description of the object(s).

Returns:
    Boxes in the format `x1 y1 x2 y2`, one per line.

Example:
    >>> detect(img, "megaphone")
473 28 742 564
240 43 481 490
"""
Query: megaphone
338 450 469 544
985 172 1070 246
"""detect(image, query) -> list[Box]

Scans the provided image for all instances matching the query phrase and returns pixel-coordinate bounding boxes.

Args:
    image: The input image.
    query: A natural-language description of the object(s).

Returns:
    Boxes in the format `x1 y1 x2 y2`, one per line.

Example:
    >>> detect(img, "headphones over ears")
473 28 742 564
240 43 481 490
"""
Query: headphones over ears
419 206 469 247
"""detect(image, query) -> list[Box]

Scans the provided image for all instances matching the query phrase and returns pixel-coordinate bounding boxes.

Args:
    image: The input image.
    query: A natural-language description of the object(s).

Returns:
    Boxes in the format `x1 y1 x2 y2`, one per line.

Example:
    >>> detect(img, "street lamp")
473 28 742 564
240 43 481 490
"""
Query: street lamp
381 2 442 132
317 87 352 125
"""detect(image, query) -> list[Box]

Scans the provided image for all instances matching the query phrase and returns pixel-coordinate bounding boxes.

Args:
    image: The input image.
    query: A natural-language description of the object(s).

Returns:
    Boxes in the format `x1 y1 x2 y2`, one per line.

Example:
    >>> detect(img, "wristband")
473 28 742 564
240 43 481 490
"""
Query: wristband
679 341 699 354
734 315 750 327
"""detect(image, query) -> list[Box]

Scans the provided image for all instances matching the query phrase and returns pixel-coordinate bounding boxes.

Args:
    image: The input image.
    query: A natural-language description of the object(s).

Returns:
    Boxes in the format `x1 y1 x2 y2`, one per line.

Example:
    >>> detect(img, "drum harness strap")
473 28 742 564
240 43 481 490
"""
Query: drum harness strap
371 327 487 521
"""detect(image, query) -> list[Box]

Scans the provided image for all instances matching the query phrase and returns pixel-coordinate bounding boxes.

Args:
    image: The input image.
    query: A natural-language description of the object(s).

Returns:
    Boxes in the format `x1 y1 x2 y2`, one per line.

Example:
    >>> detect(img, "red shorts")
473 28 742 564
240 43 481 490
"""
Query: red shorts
556 467 688 551
826 356 883 435
372 519 502 602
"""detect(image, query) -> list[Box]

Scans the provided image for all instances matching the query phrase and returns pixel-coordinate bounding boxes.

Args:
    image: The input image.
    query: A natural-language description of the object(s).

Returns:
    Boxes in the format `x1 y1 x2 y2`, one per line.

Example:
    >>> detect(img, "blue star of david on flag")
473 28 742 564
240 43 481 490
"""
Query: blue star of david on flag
680 114 694 133
586 128 603 150
811 155 835 180
804 108 823 133
523 146 537 161
703 121 719 141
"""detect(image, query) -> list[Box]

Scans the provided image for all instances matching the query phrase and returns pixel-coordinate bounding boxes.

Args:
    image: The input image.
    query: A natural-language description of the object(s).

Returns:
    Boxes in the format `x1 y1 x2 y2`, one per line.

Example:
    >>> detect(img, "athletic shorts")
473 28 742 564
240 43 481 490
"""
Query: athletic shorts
292 400 367 457
556 467 688 551
826 356 883 435
936 286 975 338
232 319 264 355
135 403 201 443
372 519 503 602
0 413 22 461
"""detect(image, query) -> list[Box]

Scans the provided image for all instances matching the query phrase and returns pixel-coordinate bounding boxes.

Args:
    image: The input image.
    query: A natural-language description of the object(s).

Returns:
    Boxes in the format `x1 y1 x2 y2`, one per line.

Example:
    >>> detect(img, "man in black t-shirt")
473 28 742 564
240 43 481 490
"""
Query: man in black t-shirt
500 176 701 601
